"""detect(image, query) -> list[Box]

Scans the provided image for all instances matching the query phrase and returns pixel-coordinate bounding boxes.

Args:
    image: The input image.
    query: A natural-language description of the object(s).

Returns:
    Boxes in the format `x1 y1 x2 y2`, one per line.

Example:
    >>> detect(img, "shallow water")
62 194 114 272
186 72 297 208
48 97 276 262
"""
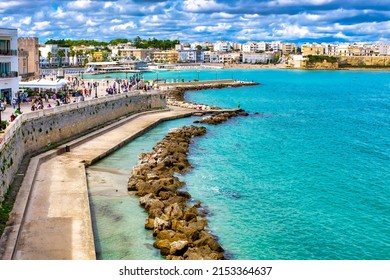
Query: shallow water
88 69 390 260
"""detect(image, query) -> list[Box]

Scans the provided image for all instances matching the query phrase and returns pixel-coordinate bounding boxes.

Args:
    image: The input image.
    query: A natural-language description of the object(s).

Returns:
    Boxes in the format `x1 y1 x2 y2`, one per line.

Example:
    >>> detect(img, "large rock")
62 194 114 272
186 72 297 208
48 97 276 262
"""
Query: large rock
164 203 184 219
169 240 189 255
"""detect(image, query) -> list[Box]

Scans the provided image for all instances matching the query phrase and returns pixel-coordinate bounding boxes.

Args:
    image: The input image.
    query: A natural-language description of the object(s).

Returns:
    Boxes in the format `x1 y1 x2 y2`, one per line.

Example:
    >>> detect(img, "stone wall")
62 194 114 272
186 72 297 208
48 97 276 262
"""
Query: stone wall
338 56 390 68
0 92 166 201
301 60 339 70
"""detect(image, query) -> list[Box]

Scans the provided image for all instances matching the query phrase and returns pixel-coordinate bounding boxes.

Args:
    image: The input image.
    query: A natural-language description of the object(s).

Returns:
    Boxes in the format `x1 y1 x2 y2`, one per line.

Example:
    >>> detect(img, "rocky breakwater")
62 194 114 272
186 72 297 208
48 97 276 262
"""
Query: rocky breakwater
165 81 258 110
194 109 249 125
166 87 220 110
128 125 225 260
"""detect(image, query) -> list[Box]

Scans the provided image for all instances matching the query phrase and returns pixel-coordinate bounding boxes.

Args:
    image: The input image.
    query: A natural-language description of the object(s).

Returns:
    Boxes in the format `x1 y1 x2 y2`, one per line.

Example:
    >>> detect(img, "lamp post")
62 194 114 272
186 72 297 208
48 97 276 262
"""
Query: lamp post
94 81 99 98
17 91 21 111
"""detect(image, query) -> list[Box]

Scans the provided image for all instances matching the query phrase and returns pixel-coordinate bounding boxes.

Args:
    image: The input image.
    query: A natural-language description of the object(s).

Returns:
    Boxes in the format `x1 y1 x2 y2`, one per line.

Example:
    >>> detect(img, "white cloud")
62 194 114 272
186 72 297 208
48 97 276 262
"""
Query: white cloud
35 11 45 20
183 0 226 12
32 21 51 31
194 23 232 33
0 1 23 12
273 24 311 39
86 19 99 26
270 0 333 6
75 13 87 22
104 2 114 9
67 0 92 10
109 21 137 32
52 7 67 18
211 12 236 19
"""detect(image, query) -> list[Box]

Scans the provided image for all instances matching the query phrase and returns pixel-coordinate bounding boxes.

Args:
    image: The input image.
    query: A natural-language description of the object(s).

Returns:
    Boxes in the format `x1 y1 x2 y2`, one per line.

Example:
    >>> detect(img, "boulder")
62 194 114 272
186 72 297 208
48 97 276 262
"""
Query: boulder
169 240 189 255
183 206 198 222
193 231 224 252
164 203 184 219
145 218 154 230
153 217 171 234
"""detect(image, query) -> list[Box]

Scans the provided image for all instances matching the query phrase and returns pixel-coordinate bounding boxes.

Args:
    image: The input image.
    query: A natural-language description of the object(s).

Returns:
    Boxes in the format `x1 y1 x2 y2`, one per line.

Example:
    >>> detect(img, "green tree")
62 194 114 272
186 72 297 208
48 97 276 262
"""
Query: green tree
134 36 143 48
47 52 52 66
57 49 65 67
109 38 129 45
196 45 202 50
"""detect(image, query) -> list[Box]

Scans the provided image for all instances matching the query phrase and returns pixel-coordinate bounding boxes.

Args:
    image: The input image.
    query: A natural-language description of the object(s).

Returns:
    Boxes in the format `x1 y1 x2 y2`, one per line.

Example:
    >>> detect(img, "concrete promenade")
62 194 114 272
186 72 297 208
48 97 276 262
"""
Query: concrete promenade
1 106 196 260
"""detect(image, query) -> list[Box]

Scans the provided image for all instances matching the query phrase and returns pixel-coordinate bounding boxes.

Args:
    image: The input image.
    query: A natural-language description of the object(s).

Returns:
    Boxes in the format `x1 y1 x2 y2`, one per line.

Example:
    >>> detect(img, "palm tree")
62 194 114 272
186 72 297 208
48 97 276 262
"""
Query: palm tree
69 49 76 66
57 49 65 67
76 50 84 66
47 52 52 67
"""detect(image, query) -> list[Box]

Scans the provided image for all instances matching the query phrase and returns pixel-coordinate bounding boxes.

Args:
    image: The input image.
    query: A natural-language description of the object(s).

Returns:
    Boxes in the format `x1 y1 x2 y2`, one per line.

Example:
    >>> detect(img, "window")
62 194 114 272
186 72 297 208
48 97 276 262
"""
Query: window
0 39 11 51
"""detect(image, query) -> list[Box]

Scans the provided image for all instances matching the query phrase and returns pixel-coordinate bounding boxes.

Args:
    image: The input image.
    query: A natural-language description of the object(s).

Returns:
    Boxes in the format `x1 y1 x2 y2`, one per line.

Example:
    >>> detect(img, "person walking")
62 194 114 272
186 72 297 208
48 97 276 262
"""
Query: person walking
12 97 17 109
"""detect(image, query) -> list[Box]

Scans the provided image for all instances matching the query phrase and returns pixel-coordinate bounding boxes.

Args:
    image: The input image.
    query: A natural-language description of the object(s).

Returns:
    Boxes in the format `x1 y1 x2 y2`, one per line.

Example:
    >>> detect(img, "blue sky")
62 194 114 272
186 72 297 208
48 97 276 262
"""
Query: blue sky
1 0 390 44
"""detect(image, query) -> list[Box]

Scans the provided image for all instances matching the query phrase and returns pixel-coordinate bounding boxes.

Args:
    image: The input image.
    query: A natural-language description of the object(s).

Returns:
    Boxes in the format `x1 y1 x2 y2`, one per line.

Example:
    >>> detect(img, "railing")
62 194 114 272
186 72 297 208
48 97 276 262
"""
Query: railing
0 89 159 148
0 49 17 56
0 71 18 78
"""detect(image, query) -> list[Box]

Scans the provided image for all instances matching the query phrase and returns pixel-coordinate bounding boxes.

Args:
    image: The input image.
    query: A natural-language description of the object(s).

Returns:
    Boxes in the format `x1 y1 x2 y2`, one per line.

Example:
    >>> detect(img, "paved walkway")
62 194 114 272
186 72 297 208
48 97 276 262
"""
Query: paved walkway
1 106 196 260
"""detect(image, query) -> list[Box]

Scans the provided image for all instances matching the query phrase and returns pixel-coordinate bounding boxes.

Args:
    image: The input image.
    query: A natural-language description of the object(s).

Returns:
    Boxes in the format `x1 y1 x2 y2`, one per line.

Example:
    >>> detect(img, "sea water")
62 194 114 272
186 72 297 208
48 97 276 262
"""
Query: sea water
88 69 390 260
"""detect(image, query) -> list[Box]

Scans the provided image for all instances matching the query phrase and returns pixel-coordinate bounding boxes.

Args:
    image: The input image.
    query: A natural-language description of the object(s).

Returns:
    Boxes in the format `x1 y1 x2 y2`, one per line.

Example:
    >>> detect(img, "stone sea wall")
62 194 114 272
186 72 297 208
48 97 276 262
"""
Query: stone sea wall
0 93 166 202
338 56 390 68
301 56 390 69
164 81 259 110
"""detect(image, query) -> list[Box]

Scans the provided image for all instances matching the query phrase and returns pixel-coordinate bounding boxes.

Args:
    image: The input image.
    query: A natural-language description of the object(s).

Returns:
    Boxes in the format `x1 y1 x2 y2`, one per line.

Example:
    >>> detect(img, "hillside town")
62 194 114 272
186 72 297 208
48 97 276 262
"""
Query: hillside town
2 26 390 108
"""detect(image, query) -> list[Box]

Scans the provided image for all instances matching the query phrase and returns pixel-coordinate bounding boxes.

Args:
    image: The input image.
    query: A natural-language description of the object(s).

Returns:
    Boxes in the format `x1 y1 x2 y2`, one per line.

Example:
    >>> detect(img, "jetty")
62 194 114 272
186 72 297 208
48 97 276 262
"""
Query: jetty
0 79 259 260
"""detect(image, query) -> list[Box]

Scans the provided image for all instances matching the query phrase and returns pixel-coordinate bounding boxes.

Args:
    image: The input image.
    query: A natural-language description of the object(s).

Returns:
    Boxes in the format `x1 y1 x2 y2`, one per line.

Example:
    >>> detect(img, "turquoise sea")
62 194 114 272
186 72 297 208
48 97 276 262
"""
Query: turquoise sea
88 69 390 260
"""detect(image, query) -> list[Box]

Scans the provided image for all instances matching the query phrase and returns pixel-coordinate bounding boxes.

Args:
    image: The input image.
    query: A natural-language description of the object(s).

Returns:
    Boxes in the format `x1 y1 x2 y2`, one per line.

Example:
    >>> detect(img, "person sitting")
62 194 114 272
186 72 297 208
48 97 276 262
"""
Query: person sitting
10 113 16 122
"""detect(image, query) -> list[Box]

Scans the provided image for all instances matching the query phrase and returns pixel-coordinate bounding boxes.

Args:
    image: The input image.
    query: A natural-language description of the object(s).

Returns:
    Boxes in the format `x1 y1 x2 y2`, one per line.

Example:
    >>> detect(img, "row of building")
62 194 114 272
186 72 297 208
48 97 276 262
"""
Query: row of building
39 41 390 68
38 42 286 67
3 25 390 104
301 42 390 57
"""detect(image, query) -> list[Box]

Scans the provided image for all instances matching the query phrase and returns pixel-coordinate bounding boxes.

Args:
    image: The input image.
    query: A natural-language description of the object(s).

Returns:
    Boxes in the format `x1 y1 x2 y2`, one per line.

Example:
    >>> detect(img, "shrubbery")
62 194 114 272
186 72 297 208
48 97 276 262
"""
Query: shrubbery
307 55 338 63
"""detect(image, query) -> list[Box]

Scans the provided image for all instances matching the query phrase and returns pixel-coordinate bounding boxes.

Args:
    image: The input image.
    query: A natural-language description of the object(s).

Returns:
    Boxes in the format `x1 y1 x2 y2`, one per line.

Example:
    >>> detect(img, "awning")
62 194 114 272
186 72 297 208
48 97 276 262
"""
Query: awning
19 78 69 92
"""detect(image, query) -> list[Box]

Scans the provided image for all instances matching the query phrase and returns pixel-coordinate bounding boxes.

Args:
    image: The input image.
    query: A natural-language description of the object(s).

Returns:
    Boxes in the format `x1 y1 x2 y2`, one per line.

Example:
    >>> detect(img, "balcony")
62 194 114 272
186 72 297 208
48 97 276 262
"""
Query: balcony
0 49 18 56
0 71 18 78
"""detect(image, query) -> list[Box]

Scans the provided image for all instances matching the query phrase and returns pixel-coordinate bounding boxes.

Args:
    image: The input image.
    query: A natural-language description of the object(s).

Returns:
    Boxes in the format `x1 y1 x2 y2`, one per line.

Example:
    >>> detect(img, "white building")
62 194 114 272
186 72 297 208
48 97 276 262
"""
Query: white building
242 42 257 53
39 44 70 67
241 53 275 64
213 41 232 52
257 42 269 52
326 44 338 56
177 49 203 63
0 28 19 104
270 41 281 51
290 55 306 68
377 43 390 56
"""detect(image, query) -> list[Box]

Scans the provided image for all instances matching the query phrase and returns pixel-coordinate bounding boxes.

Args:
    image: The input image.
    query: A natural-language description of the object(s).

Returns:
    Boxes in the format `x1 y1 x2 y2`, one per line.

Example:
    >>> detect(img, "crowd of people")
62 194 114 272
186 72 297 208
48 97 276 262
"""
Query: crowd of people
2 75 157 125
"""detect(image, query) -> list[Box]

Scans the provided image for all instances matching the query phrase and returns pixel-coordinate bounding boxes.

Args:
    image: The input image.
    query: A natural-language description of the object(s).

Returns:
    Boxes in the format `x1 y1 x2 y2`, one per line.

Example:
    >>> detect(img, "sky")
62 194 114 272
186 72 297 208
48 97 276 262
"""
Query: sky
1 0 390 44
